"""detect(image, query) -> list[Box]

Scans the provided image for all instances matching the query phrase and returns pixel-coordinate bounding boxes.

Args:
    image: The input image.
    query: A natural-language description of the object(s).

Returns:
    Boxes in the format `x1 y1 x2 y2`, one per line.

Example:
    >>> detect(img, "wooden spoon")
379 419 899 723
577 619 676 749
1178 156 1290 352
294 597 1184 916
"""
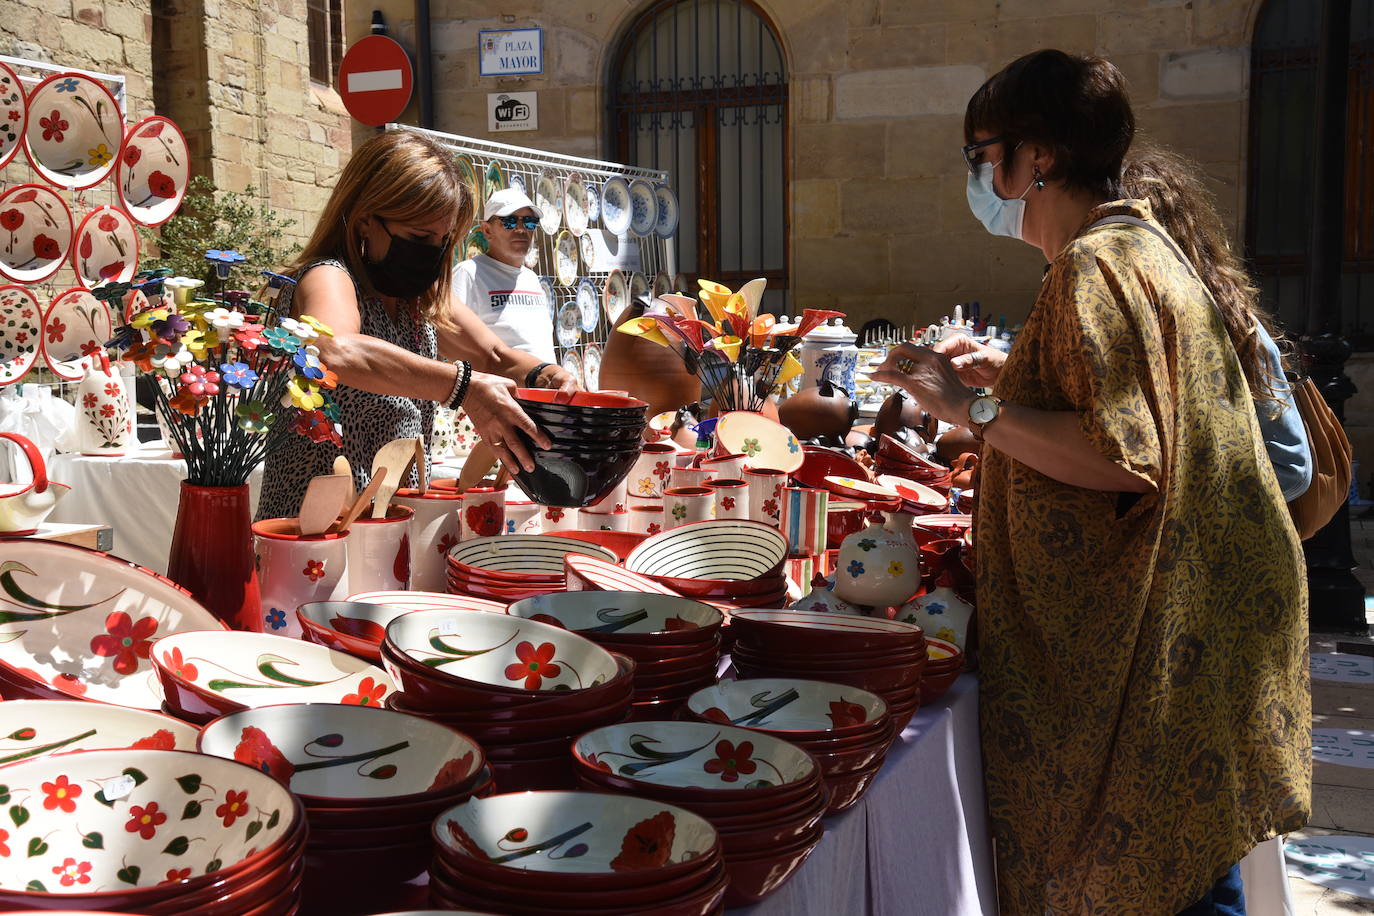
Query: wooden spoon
370 437 420 519
297 474 352 536
456 440 498 494
331 469 386 535
413 437 427 495
332 455 354 503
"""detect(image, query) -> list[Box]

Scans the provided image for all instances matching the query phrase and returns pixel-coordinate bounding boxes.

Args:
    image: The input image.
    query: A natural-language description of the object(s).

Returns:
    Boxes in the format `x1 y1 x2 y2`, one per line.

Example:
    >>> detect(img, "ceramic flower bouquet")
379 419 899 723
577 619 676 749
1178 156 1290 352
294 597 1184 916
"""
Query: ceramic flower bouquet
103 250 340 487
616 277 840 414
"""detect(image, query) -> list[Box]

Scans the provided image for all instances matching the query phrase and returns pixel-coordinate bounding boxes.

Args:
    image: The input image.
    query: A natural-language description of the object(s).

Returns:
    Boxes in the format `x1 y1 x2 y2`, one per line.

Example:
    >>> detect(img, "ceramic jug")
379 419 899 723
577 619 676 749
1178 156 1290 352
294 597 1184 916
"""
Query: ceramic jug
74 351 132 456
0 432 70 535
899 574 975 651
789 582 866 616
831 510 921 607
800 319 860 397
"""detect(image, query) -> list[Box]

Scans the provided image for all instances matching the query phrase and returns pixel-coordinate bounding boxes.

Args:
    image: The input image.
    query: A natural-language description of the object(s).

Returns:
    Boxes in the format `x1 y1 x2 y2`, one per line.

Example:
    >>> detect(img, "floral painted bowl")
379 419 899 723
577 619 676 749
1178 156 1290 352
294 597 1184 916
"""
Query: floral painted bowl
0 183 73 284
384 609 619 699
728 609 925 652
538 530 649 562
0 748 298 898
432 790 720 889
21 73 122 190
300 766 495 830
685 678 889 740
298 595 506 662
506 591 722 644
71 205 138 285
624 520 787 582
197 703 484 805
115 116 189 227
0 540 223 710
446 535 616 577
0 700 198 764
151 630 395 720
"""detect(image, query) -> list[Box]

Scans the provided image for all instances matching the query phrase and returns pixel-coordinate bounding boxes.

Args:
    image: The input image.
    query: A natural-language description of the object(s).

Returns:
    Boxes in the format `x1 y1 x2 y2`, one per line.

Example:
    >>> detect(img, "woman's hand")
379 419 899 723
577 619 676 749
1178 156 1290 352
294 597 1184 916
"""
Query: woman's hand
531 363 580 400
462 371 552 474
872 343 976 427
931 334 1006 388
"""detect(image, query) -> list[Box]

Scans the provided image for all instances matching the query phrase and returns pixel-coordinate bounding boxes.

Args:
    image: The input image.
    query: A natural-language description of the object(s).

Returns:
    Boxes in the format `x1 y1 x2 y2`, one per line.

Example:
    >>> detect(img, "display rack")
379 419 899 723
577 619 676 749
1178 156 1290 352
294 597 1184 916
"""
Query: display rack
394 126 681 390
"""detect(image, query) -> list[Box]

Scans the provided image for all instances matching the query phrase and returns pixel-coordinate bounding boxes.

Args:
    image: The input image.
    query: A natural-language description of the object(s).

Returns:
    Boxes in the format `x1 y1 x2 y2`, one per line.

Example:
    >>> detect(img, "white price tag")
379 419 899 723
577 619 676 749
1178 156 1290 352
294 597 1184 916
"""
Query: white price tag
439 619 459 635
102 774 136 801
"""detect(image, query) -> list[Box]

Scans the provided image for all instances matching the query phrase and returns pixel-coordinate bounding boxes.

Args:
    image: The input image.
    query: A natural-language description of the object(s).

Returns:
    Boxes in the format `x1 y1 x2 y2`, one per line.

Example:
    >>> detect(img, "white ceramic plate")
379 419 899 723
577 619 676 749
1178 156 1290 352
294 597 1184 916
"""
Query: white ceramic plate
554 230 578 286
42 285 112 374
603 269 629 322
0 284 41 387
509 173 526 194
601 176 632 236
523 242 539 271
72 205 139 285
557 300 581 348
578 232 596 273
628 271 650 305
654 185 679 238
116 115 190 227
564 174 589 236
0 699 199 763
674 273 688 295
22 72 122 190
628 179 658 237
652 271 671 299
0 183 73 283
561 348 584 389
582 342 602 391
576 278 599 332
585 181 601 223
536 170 563 236
715 410 804 473
0 62 26 172
539 276 556 320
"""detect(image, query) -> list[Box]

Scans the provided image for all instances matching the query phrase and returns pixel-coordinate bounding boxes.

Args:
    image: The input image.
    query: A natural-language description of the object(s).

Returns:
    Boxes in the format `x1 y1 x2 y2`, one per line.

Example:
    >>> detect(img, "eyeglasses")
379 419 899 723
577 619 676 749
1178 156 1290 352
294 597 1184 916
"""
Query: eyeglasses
496 215 540 231
961 136 1006 175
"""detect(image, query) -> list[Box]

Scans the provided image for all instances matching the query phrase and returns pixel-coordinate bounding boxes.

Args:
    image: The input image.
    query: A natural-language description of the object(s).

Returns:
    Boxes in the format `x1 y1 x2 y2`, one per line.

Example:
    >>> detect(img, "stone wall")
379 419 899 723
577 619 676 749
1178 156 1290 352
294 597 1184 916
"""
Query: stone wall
352 0 1260 331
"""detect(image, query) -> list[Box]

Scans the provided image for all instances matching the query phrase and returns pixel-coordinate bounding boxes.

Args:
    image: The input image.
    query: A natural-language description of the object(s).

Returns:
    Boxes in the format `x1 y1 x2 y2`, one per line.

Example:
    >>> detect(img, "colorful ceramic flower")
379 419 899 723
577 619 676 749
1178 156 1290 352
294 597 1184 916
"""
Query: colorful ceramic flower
300 314 334 337
131 730 178 750
0 209 21 231
131 306 169 330
703 739 757 783
236 400 273 432
88 143 113 167
302 559 325 582
887 560 905 577
179 364 221 397
204 249 246 279
234 725 295 783
46 317 66 344
293 347 324 379
609 811 676 871
265 607 287 630
465 501 502 538
169 388 202 417
125 801 167 840
279 316 317 343
233 322 267 350
162 646 198 682
160 868 192 885
215 789 249 827
341 676 388 707
39 110 67 143
292 408 338 444
149 311 190 342
846 560 864 578
152 344 193 376
55 77 79 92
504 641 561 690
0 828 10 857
53 858 92 887
90 611 158 675
204 307 245 332
220 361 258 389
41 775 81 813
427 752 476 792
163 276 204 306
264 326 301 355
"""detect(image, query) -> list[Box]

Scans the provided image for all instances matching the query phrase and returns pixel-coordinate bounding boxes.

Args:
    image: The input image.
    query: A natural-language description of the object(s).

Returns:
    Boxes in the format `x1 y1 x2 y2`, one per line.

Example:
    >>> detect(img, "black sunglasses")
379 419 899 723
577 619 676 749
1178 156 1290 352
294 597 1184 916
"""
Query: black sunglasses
495 215 540 231
961 136 1006 175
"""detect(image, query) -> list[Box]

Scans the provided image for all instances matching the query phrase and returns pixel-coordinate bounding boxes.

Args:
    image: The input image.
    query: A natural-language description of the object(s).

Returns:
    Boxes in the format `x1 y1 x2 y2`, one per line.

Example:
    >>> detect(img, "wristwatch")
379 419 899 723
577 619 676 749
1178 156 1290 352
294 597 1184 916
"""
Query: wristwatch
967 395 1002 440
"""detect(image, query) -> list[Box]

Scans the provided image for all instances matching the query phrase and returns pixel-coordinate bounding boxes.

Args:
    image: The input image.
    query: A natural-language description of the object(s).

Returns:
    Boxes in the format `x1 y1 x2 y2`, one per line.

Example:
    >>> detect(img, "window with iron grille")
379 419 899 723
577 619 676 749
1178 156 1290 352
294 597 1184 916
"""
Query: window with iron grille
307 0 344 88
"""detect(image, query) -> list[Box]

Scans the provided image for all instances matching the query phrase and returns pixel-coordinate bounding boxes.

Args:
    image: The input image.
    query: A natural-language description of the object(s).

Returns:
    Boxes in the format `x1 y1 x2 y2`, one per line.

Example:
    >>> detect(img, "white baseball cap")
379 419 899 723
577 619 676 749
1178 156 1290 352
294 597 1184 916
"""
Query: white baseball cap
484 188 544 221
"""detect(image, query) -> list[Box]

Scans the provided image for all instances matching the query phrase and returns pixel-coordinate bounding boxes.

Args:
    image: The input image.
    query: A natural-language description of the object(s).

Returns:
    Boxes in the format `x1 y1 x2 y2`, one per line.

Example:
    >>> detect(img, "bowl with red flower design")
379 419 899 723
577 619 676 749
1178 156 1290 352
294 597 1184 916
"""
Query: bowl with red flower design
345 591 507 615
151 630 395 720
0 540 224 711
685 678 889 740
299 765 495 830
572 721 819 803
506 591 722 645
0 748 299 903
383 608 619 702
432 790 720 890
197 702 485 806
0 700 198 765
298 595 505 663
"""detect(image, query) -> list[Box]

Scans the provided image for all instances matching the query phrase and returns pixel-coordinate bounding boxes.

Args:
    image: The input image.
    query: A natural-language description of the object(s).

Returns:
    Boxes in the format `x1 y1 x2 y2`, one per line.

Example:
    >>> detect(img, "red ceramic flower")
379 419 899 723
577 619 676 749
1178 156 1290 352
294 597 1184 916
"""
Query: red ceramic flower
302 559 325 582
215 789 249 827
465 501 502 538
80 339 102 357
700 706 731 724
762 498 778 518
664 616 697 631
147 170 176 199
12 331 24 345
32 234 59 261
125 801 166 840
162 646 197 682
160 868 192 885
427 751 475 792
122 145 141 166
233 725 295 783
50 673 86 697
78 233 92 259
646 523 662 535
99 403 116 418
341 676 388 706
827 699 868 729
504 640 561 690
721 496 736 511
702 739 757 783
10 190 35 204
653 460 670 481
89 611 158 675
140 121 166 138
545 507 564 522
39 110 67 142
436 532 458 556
53 857 91 887
41 775 81 813
97 213 119 232
131 729 177 750
0 827 9 857
584 752 613 773
4 110 15 121
0 209 21 231
97 260 126 280
610 811 676 871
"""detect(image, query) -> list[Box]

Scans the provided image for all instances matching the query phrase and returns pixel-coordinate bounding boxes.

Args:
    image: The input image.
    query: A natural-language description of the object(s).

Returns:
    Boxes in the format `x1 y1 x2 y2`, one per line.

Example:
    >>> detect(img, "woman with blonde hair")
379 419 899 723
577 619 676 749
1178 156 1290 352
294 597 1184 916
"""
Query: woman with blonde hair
257 129 575 519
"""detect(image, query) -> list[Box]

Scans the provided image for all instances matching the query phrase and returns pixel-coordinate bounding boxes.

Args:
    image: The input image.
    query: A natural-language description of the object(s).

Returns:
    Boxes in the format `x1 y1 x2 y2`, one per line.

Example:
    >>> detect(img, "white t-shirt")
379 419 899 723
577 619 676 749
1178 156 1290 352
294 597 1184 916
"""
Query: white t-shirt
452 253 555 362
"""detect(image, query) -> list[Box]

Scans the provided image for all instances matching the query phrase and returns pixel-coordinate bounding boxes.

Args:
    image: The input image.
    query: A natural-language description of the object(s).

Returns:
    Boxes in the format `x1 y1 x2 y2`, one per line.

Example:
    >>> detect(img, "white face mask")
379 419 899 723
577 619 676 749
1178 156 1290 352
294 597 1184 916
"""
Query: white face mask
966 158 1036 241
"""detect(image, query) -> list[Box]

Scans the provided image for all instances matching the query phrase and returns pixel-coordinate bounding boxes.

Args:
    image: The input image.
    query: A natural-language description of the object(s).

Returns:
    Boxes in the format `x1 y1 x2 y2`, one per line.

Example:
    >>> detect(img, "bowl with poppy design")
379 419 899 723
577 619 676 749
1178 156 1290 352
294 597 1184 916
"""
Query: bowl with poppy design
507 591 722 645
197 703 485 806
432 790 721 891
150 630 396 722
0 540 225 711
300 766 495 831
0 700 200 764
0 748 301 906
730 648 925 696
685 678 889 741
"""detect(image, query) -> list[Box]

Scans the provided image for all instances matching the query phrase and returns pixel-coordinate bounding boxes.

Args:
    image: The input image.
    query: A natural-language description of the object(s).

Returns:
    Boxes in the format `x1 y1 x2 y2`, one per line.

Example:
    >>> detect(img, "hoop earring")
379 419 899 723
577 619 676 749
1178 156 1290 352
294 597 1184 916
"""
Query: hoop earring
1033 166 1046 191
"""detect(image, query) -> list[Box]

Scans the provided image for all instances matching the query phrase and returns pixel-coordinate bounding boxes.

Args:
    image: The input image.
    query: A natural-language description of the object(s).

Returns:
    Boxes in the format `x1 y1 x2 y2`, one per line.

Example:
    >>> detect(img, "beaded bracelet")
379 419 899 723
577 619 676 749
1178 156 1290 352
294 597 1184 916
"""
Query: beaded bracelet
524 362 553 389
445 360 473 410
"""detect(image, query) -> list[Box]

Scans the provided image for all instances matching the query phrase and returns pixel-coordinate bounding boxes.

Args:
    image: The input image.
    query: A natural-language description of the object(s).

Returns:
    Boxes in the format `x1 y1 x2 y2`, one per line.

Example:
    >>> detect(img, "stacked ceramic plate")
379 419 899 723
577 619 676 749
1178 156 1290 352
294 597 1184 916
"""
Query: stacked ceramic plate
871 434 952 491
381 609 634 791
920 636 965 704
508 591 723 720
429 791 727 914
198 703 492 914
728 610 927 731
623 520 790 608
685 678 896 814
573 721 826 907
0 749 304 915
297 593 506 662
511 388 648 507
445 534 617 602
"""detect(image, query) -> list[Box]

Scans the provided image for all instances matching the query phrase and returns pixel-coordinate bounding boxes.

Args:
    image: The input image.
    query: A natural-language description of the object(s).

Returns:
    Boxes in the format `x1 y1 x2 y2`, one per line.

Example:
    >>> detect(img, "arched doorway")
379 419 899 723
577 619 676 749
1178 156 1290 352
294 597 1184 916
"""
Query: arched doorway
608 0 790 313
1247 0 1374 337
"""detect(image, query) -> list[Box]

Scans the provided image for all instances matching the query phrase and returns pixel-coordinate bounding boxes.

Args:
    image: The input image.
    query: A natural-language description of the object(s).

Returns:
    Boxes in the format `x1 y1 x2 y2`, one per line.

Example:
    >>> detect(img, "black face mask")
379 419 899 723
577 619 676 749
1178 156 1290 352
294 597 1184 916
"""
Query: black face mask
362 219 448 298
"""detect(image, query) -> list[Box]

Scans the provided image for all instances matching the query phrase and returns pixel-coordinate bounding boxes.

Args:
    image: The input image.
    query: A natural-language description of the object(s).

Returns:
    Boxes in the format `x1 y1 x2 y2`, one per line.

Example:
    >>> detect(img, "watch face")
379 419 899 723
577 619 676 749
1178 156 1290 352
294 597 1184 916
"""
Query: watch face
971 398 998 424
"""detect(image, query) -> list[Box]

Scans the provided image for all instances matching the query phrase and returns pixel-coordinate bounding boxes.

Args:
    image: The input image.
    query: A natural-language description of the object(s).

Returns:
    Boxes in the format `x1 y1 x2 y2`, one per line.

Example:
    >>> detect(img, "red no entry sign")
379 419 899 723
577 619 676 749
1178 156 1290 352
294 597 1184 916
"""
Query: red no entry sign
338 35 414 127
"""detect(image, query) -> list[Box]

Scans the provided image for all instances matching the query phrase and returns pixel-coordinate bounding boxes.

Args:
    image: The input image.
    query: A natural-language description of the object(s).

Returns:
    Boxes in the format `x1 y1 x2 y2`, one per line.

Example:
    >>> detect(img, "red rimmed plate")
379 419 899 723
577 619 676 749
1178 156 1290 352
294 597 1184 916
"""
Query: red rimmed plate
42 286 112 379
715 411 803 473
22 72 123 190
0 183 72 283
0 62 26 171
72 205 139 285
116 115 189 227
0 285 41 386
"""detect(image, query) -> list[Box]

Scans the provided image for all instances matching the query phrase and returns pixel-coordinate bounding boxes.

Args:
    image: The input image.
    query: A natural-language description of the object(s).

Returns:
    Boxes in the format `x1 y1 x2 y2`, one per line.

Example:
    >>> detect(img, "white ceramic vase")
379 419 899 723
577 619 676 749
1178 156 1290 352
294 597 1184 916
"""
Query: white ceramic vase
346 505 414 595
899 582 975 651
74 353 131 456
831 511 921 607
391 489 462 592
252 519 350 638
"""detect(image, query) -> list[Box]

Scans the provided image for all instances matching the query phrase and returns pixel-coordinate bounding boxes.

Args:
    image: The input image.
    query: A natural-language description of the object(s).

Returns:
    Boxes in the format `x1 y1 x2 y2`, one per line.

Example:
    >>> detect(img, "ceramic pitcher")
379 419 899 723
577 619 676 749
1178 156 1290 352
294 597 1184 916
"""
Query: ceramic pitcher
0 432 69 535
74 351 131 456
899 576 975 651
831 511 921 607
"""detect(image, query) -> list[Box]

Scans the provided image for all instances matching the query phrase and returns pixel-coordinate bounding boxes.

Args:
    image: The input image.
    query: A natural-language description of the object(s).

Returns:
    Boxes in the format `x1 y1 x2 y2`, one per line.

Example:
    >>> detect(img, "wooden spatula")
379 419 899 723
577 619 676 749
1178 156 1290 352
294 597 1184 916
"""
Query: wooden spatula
332 455 354 503
413 438 427 495
331 469 386 535
456 440 498 494
370 437 420 519
298 474 352 536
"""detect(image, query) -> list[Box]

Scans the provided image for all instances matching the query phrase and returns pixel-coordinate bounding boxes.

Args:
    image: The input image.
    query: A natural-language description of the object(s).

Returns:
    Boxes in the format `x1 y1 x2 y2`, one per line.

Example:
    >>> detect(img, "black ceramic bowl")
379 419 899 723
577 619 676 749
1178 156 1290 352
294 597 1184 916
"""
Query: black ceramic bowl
515 389 648 422
535 417 649 443
513 432 643 508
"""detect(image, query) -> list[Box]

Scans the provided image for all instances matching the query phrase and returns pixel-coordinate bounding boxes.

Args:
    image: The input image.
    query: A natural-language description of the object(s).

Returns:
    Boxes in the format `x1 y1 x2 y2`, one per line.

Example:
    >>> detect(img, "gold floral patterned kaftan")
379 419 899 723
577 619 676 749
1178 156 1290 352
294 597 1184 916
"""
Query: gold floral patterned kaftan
976 200 1310 915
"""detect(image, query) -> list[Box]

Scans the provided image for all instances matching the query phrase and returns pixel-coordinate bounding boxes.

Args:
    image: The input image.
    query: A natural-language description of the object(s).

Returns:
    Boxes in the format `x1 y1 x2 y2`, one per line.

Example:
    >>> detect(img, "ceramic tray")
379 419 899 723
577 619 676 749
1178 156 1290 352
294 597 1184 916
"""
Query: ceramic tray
0 699 199 764
0 62 25 172
116 116 189 227
22 72 122 190
575 720 816 790
714 412 803 473
0 183 72 283
0 285 41 386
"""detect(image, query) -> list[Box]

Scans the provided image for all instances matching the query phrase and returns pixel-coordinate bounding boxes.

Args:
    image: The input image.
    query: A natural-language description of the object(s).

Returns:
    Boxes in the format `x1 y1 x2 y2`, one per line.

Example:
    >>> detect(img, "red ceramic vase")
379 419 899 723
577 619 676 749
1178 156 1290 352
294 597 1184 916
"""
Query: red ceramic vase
166 481 261 629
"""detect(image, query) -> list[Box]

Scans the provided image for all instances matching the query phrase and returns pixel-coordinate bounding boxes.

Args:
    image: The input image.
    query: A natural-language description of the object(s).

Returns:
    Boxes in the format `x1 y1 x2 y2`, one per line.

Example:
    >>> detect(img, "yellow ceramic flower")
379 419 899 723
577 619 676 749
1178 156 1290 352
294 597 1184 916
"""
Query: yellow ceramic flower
616 316 670 348
87 144 112 167
131 307 169 330
286 377 324 411
178 328 210 357
710 336 742 362
300 315 335 338
887 561 904 577
697 279 733 324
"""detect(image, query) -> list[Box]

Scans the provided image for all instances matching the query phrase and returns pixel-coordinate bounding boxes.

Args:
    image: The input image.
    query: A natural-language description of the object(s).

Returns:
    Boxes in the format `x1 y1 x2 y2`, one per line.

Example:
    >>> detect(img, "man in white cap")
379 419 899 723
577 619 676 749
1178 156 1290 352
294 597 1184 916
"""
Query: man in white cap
452 187 556 363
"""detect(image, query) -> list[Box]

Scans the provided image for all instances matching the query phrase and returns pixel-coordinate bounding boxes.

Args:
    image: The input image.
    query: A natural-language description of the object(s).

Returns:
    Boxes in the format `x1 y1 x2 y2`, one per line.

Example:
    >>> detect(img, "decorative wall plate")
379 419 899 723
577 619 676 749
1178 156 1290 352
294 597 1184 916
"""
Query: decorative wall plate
43 285 111 378
585 180 601 223
583 342 602 390
715 410 804 473
627 179 658 237
554 229 578 286
115 115 189 227
0 62 26 171
72 204 139 285
523 240 539 270
455 155 479 198
561 347 584 389
652 271 671 299
601 176 632 235
655 185 679 238
539 276 556 320
0 284 41 386
508 172 526 194
0 539 223 709
604 269 628 320
464 226 488 259
578 232 595 272
557 300 582 348
22 72 122 190
564 175 589 236
535 169 563 236
485 161 504 199
628 271 649 305
0 183 73 283
674 273 689 294
576 277 599 332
